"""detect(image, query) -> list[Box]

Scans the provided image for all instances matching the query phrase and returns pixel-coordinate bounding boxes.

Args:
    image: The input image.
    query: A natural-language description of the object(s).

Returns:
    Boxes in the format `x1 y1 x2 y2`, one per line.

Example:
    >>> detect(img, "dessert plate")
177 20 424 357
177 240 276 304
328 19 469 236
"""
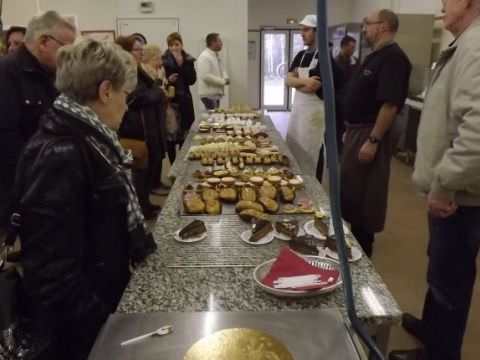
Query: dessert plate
303 220 350 239
174 229 207 243
322 246 362 262
241 230 274 245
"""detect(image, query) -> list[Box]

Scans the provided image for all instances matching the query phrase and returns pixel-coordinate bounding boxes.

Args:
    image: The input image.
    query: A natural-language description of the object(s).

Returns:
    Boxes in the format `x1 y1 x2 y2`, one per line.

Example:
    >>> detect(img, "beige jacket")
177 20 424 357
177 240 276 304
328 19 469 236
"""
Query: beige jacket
197 48 228 97
413 17 480 205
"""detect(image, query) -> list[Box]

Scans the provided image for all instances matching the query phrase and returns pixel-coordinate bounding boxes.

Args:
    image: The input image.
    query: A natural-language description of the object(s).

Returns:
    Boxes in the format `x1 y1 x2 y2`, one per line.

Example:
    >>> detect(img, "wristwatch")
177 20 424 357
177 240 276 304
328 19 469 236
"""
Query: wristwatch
368 135 380 144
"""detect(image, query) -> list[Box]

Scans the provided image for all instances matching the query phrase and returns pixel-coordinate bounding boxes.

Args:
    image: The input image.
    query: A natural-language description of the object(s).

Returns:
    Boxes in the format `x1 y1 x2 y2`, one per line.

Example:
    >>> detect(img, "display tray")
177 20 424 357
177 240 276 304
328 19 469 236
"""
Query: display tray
180 187 314 217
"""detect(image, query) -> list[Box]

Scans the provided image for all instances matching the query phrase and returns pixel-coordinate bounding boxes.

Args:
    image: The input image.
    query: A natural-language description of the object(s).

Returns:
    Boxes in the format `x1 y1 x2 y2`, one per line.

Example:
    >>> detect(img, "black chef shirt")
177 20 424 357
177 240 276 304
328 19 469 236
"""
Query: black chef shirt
344 42 411 125
289 49 345 101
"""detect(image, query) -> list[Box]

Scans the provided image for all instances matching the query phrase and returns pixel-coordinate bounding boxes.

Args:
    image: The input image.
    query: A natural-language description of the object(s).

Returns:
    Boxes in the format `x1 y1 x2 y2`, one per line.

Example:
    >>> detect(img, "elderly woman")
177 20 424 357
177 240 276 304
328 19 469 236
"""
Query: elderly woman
15 38 156 360
116 35 165 218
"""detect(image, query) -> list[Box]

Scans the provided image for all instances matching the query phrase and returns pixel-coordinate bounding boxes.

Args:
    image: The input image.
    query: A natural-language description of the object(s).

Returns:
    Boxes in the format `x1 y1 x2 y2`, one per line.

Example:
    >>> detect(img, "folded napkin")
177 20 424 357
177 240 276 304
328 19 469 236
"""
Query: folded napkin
261 248 340 291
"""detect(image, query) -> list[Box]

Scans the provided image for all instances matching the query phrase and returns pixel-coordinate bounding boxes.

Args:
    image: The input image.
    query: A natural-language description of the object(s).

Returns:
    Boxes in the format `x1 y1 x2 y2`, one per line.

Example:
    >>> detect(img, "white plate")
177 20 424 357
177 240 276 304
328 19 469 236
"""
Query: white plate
241 230 274 245
174 229 207 243
253 256 342 298
303 220 327 239
322 246 362 262
273 228 305 241
303 220 349 239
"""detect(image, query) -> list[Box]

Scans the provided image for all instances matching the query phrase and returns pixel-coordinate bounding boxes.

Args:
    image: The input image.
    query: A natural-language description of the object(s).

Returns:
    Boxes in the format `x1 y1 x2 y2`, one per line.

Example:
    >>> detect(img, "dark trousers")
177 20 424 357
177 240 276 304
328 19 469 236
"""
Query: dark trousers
351 225 374 257
201 97 220 110
422 207 480 360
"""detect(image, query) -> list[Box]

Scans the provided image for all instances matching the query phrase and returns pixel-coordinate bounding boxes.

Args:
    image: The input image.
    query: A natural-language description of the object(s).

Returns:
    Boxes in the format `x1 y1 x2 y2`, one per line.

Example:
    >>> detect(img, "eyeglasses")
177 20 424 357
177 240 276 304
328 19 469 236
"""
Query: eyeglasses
363 19 384 26
47 34 66 46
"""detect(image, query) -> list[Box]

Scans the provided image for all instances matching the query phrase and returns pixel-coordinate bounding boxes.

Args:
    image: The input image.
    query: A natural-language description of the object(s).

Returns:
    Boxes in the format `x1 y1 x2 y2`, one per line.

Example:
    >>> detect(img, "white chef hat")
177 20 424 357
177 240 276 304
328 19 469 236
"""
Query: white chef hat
299 14 317 28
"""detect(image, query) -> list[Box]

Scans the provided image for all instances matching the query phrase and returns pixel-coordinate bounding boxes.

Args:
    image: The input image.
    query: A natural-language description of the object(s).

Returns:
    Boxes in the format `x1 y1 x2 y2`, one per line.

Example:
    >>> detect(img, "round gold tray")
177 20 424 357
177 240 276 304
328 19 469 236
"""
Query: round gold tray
184 328 294 360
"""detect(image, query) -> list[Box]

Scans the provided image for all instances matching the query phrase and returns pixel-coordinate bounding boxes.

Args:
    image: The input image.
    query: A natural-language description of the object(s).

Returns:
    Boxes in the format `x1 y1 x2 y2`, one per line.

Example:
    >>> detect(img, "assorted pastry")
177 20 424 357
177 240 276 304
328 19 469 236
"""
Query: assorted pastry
249 219 274 242
275 219 299 239
179 220 207 240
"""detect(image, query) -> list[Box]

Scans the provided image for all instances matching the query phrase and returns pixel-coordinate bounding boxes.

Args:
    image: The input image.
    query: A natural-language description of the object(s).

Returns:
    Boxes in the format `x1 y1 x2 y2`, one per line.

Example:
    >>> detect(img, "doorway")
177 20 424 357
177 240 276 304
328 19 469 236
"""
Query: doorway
260 29 304 111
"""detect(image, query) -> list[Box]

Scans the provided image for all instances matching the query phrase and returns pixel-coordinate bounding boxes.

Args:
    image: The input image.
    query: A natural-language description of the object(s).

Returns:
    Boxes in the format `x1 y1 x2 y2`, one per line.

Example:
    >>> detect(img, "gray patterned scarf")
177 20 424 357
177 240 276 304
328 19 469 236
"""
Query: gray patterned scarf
53 94 150 235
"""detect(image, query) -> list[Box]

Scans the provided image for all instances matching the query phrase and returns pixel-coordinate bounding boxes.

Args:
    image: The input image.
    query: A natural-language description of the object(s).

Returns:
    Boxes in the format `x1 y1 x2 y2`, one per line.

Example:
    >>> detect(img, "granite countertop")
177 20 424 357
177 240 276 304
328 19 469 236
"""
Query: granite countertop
119 114 402 327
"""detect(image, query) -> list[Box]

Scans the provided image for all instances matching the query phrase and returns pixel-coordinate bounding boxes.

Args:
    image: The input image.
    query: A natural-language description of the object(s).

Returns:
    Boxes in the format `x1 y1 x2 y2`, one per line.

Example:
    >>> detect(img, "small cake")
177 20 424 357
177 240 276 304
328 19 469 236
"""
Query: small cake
275 219 299 239
314 213 329 236
205 199 222 215
235 200 264 213
267 175 282 186
282 204 298 214
258 196 279 213
289 235 319 255
179 220 207 239
239 209 269 222
250 176 264 186
219 187 238 203
288 178 303 189
326 237 352 258
206 177 221 186
221 176 236 186
249 219 273 242
279 186 295 202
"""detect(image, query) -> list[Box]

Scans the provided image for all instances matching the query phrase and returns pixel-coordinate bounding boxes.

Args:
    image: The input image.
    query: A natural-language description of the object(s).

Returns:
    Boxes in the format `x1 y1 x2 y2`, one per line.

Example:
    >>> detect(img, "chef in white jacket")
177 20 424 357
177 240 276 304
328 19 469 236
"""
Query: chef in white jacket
285 15 324 175
197 32 229 110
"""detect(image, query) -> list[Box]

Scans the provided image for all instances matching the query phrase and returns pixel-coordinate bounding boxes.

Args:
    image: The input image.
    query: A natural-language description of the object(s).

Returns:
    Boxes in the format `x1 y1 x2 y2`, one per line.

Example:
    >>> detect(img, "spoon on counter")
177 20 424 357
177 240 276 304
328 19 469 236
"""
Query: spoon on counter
121 325 173 346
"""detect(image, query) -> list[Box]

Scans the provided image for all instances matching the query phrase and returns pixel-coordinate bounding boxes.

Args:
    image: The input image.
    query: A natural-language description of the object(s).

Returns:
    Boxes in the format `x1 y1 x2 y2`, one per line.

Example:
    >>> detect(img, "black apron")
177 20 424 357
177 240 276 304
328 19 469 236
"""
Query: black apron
340 124 395 233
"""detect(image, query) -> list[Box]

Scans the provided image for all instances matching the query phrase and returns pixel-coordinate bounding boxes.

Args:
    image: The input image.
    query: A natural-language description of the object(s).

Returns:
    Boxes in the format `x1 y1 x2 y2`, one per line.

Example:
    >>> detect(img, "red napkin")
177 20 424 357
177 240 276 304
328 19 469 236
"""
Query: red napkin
261 248 340 291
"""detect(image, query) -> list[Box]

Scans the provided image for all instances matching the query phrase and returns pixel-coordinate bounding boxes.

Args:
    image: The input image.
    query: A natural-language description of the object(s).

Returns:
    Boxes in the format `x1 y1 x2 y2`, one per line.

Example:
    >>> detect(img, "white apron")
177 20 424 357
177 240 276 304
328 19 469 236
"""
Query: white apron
286 50 325 175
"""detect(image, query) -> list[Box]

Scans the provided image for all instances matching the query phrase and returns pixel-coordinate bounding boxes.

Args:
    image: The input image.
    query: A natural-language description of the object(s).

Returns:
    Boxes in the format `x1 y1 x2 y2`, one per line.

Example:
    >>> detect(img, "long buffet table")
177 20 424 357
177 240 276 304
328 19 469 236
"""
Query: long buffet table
89 112 402 359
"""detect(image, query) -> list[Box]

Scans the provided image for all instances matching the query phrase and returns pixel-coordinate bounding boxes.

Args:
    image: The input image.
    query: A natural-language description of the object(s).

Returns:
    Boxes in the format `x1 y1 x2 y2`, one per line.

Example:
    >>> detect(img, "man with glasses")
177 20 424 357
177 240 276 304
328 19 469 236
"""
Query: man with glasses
340 9 411 257
0 10 76 232
390 0 480 359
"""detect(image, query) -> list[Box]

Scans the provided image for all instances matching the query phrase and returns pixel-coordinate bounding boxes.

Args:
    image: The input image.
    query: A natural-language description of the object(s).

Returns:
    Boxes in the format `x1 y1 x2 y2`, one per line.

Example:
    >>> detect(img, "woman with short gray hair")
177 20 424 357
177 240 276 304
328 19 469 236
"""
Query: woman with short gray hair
14 38 156 360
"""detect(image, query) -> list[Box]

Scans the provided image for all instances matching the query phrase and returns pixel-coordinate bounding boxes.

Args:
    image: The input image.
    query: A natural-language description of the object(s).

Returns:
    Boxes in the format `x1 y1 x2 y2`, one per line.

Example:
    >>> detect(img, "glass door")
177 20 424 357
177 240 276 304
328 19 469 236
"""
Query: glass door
260 30 306 111
260 30 289 111
289 30 306 110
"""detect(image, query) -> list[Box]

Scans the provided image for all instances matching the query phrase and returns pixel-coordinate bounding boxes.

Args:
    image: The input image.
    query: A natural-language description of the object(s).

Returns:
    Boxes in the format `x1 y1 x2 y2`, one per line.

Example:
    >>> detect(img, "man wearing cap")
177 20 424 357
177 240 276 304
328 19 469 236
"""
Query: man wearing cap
340 9 411 257
285 14 323 176
285 15 344 181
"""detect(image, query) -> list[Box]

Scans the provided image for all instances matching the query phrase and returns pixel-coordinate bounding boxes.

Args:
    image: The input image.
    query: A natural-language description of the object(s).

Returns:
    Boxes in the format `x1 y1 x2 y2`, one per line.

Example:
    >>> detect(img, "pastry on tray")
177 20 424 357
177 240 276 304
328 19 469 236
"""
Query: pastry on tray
314 213 329 236
282 204 298 214
275 219 299 239
219 187 238 203
235 200 264 213
250 176 264 186
205 199 222 215
279 186 295 202
325 237 352 258
289 235 320 255
241 186 257 202
183 195 205 214
239 209 269 222
258 196 279 213
179 220 207 239
258 183 277 199
202 189 219 201
249 219 273 242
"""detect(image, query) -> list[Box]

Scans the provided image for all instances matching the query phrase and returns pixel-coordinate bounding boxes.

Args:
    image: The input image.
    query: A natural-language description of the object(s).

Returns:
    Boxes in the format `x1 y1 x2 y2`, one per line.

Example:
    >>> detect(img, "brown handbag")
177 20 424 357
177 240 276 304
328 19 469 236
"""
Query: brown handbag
119 112 149 170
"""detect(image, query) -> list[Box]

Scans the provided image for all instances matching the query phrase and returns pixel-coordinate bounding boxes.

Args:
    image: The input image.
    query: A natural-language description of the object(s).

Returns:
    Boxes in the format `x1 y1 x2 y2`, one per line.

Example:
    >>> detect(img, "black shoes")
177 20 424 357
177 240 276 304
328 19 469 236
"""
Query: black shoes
389 314 428 360
402 313 427 344
389 349 426 360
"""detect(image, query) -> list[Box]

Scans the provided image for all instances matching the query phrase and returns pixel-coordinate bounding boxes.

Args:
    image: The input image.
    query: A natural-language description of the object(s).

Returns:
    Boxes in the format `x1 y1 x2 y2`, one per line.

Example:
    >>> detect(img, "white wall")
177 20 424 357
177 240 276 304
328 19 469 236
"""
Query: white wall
2 0 249 111
351 0 453 55
248 0 352 30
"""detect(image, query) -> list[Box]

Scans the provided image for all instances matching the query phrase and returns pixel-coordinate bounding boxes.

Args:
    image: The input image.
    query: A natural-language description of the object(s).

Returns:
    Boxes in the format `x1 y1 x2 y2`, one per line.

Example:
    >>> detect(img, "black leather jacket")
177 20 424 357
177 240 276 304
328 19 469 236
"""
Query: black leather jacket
0 44 57 228
15 108 132 357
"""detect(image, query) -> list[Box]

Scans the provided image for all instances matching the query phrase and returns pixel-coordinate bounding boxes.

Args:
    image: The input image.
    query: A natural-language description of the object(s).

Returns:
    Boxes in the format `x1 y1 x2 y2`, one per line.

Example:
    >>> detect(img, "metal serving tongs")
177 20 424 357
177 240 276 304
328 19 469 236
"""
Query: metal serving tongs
121 325 173 346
